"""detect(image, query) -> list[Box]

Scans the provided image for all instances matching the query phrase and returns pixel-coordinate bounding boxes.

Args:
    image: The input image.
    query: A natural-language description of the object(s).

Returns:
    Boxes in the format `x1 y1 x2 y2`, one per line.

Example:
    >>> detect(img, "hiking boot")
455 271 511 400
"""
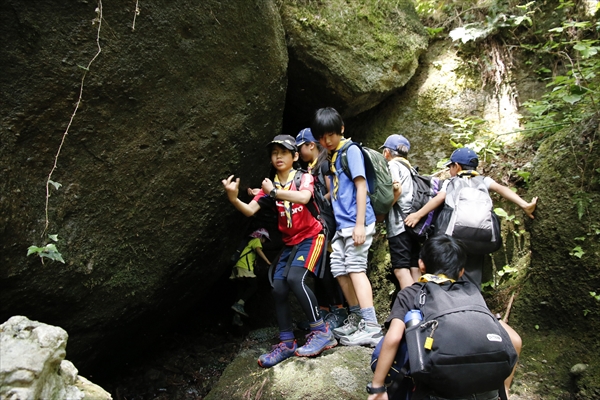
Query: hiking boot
324 307 348 330
339 319 383 347
231 302 249 317
257 341 297 368
295 326 338 357
332 312 361 339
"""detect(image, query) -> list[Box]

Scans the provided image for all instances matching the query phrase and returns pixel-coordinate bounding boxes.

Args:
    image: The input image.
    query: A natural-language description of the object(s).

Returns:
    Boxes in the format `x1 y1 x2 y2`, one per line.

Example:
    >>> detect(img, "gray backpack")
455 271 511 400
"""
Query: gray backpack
434 173 502 254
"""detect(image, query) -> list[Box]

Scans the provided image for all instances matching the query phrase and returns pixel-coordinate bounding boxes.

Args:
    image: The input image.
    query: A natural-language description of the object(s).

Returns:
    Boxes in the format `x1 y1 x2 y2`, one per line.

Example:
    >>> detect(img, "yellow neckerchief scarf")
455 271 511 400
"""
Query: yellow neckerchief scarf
419 273 455 284
395 156 412 169
329 138 350 200
307 159 317 173
457 170 480 177
274 168 296 228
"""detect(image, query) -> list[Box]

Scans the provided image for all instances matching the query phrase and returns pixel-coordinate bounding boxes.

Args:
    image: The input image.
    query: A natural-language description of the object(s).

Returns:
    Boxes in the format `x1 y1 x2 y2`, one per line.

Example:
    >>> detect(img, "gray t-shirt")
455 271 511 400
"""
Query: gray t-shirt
385 159 413 238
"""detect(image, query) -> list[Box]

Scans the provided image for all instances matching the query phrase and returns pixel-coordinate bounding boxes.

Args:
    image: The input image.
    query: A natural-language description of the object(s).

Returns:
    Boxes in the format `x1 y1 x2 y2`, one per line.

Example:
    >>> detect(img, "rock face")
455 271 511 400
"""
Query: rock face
0 0 287 367
512 120 600 336
0 316 111 400
280 0 428 129
205 343 372 400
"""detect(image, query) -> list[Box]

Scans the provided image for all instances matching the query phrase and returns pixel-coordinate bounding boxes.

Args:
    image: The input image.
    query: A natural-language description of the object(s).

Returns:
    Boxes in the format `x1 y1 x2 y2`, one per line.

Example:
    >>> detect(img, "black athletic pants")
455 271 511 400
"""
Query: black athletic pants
272 267 320 332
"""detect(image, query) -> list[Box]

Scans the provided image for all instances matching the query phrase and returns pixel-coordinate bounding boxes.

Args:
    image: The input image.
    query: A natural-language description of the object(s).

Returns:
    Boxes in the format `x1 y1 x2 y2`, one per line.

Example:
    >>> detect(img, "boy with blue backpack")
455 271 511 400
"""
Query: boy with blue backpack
380 134 422 290
311 107 382 347
405 147 537 287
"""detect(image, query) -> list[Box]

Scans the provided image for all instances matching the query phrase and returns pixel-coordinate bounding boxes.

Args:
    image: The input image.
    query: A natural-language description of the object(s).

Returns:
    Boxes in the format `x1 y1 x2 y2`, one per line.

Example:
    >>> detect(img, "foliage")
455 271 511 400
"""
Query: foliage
27 235 65 264
446 116 501 162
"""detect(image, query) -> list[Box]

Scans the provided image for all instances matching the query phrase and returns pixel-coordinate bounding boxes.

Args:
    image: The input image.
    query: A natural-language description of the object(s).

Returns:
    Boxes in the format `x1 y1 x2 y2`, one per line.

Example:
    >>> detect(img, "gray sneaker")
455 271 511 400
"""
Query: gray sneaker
339 319 383 347
324 307 348 330
332 312 360 339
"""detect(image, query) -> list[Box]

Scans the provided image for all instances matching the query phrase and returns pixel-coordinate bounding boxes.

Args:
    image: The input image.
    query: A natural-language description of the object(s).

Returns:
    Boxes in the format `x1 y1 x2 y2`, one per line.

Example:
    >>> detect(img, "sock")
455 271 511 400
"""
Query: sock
309 318 327 333
280 330 295 348
360 306 377 324
348 304 361 316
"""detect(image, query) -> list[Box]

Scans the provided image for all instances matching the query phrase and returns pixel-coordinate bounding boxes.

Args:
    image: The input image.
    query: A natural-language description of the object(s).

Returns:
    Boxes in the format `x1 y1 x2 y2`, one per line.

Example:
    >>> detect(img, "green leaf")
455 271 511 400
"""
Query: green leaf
494 208 508 218
570 246 585 258
27 246 43 256
562 94 583 104
48 180 62 190
49 234 59 242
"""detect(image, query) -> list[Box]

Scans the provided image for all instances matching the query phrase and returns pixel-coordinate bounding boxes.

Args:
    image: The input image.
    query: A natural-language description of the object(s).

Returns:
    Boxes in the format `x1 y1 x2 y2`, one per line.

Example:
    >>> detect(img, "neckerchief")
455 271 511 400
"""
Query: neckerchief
419 273 455 284
274 168 296 228
328 138 349 200
307 159 317 173
457 170 480 177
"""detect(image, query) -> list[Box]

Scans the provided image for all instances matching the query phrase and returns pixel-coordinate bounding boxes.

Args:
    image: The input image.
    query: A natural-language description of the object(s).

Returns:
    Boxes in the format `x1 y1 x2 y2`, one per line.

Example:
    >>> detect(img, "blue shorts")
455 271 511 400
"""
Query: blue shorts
273 234 325 280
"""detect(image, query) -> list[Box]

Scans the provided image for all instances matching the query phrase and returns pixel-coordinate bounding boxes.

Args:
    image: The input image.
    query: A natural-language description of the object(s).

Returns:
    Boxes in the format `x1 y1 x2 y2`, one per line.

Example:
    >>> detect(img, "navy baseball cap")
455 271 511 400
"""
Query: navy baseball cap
445 147 479 168
268 135 297 152
295 128 316 146
379 134 410 152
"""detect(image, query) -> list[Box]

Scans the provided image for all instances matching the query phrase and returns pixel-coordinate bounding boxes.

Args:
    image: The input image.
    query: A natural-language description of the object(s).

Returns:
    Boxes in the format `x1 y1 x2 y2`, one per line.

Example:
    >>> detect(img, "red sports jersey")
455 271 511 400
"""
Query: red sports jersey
253 172 323 245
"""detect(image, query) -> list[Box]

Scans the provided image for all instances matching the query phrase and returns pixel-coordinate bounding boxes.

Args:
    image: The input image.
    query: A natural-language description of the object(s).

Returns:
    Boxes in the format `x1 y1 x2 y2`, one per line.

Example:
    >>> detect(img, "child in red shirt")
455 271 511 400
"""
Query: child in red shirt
222 134 338 368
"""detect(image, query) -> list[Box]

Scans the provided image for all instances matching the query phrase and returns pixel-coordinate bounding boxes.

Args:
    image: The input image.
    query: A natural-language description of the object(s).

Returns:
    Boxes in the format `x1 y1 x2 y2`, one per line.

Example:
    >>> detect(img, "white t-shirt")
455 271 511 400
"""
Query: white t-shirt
385 158 414 238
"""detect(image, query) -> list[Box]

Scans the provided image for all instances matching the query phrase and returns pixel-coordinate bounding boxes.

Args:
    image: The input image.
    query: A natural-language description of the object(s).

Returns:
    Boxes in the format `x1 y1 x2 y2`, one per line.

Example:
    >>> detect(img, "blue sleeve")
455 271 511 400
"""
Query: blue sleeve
346 145 366 180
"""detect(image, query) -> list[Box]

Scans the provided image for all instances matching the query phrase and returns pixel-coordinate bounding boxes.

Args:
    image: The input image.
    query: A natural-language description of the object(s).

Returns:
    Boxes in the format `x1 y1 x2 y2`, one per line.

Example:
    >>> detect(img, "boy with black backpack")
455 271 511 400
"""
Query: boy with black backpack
367 235 522 400
380 134 422 290
405 147 537 287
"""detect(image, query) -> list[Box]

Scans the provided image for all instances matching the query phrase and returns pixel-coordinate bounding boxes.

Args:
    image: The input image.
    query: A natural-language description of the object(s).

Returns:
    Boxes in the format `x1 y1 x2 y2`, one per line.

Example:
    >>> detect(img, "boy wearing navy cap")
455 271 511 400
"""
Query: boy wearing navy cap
380 134 422 290
405 147 538 287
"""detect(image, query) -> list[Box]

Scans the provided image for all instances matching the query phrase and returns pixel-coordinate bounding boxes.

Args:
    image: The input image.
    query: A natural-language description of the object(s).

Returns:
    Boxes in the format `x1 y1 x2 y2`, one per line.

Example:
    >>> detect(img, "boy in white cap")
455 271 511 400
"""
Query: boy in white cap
380 134 422 290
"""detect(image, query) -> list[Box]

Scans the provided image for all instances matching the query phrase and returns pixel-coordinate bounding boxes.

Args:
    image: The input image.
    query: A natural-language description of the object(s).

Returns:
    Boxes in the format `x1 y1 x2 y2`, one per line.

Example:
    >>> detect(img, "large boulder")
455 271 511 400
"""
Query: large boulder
0 316 111 400
0 0 287 368
280 0 429 128
205 343 372 400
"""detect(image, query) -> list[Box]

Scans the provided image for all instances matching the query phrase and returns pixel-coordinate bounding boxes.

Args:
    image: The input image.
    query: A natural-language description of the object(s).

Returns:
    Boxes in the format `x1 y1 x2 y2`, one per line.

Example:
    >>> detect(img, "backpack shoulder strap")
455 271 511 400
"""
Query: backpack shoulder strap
393 158 417 176
293 170 320 221
339 140 358 180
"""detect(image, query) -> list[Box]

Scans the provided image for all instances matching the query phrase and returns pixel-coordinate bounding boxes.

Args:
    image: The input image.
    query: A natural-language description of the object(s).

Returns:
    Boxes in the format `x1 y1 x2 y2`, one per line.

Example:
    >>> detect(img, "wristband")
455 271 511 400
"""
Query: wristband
366 382 386 394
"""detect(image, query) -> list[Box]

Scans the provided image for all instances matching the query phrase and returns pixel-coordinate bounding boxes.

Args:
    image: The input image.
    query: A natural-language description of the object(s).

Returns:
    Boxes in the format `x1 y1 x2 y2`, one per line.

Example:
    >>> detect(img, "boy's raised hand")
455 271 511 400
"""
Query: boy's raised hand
261 178 275 194
222 175 240 202
523 196 538 219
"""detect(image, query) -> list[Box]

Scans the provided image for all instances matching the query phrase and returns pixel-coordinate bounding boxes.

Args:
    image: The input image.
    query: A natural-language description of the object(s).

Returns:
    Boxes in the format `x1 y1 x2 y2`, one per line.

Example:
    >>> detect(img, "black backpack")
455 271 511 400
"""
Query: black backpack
405 281 518 398
392 159 442 240
293 168 336 241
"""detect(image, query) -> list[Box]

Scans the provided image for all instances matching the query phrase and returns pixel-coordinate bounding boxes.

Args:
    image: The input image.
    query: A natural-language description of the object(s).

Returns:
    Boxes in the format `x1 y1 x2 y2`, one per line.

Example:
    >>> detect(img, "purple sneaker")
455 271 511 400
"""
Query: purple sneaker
295 326 338 357
257 341 297 368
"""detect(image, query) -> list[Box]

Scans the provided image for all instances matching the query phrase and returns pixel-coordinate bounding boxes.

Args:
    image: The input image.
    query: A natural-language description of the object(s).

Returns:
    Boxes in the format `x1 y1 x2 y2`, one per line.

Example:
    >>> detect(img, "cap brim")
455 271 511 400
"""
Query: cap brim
444 160 452 167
